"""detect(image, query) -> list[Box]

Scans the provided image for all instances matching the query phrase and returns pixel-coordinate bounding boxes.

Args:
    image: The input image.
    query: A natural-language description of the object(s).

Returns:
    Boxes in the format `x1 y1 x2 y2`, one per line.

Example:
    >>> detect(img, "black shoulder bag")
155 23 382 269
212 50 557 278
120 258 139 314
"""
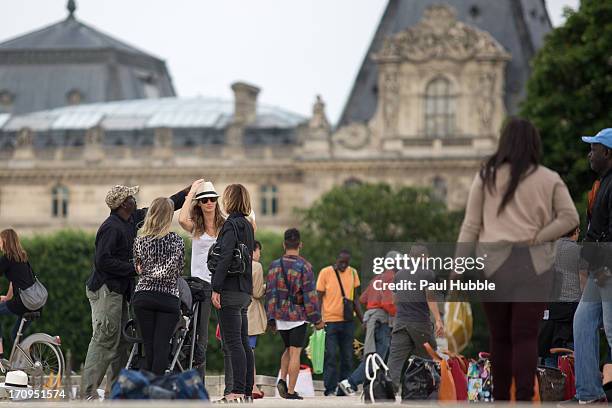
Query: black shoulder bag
333 267 355 322
207 218 250 276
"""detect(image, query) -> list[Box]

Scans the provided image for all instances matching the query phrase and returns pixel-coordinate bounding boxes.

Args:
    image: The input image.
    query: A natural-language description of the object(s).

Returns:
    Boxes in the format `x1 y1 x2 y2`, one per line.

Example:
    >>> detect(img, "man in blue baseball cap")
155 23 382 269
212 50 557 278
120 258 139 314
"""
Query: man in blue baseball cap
569 128 612 404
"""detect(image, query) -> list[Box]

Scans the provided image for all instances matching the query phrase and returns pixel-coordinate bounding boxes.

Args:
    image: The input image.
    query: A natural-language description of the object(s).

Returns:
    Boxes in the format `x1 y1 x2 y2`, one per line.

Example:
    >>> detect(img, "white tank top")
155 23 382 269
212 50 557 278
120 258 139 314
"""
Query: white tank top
190 232 216 283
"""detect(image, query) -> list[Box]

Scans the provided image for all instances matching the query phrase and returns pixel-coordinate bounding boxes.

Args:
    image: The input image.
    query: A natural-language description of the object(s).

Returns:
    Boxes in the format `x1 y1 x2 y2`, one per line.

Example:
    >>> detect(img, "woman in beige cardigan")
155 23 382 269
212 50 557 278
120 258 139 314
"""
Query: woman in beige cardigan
248 240 267 398
457 118 579 401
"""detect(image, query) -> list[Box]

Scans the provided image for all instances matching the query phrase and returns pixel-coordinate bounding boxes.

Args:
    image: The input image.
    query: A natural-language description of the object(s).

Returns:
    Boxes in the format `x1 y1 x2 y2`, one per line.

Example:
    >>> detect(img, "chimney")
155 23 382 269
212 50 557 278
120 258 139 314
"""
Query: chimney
231 82 260 124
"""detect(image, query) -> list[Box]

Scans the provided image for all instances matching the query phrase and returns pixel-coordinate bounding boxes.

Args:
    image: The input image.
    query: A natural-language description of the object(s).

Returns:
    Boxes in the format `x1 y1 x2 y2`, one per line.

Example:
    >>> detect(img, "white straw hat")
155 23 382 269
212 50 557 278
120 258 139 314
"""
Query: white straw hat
194 181 219 200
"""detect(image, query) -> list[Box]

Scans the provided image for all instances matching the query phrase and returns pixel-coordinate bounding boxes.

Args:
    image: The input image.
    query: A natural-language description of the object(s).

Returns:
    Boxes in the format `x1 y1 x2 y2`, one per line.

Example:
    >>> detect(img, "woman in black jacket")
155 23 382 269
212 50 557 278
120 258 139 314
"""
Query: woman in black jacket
0 229 38 357
211 184 255 403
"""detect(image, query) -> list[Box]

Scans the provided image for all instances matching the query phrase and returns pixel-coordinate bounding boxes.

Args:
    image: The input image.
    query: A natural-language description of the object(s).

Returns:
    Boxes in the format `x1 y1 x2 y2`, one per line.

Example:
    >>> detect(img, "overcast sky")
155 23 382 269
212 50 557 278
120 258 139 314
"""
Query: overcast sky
1 0 580 125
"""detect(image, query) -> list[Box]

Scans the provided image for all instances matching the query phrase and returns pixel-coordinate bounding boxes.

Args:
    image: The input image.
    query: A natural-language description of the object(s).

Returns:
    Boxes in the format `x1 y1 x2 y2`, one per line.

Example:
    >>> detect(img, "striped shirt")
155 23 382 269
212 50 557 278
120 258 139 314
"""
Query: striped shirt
133 232 184 297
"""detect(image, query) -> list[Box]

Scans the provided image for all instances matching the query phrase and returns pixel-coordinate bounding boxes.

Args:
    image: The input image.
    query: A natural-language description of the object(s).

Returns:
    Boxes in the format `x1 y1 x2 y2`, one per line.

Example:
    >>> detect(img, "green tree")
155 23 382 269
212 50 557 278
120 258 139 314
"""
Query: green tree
521 0 612 211
298 183 463 271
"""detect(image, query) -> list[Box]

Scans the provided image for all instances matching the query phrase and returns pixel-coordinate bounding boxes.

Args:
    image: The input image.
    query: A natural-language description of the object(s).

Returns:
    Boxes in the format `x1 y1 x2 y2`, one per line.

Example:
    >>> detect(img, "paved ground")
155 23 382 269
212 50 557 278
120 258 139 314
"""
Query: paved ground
0 399 565 406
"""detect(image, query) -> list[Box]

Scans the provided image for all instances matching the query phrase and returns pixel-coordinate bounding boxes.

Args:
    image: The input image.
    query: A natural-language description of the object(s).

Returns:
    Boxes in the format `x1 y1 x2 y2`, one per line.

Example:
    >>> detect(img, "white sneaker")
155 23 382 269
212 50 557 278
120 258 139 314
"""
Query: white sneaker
338 379 356 396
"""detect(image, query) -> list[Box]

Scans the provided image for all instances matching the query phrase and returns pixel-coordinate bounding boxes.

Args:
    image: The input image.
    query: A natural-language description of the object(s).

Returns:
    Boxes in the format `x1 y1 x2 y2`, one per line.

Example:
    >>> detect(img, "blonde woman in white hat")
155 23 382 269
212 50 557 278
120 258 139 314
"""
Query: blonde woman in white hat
178 179 226 383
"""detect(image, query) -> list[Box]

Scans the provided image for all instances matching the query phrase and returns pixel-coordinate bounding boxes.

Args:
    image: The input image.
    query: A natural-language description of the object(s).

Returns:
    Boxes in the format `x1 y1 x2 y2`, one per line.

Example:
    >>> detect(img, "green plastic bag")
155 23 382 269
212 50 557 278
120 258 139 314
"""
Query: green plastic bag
307 329 325 374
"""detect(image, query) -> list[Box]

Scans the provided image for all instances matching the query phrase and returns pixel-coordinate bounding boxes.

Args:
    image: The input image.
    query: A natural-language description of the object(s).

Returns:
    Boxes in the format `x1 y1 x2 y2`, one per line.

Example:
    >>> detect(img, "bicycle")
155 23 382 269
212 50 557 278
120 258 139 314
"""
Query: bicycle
0 311 65 388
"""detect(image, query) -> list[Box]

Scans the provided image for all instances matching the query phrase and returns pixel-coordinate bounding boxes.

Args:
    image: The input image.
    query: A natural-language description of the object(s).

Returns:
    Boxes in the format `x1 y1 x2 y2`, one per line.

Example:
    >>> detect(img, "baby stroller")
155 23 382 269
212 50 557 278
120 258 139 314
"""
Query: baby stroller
124 277 207 373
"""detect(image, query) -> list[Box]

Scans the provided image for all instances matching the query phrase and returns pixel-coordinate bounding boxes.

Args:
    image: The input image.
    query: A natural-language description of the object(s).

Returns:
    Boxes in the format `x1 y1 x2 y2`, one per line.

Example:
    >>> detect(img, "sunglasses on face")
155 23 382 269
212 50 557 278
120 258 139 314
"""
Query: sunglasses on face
199 197 217 204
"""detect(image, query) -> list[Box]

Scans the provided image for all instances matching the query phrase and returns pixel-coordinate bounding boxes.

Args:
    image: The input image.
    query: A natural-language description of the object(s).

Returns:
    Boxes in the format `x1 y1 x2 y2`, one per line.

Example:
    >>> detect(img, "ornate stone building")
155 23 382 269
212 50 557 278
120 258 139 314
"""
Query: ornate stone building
0 1 552 232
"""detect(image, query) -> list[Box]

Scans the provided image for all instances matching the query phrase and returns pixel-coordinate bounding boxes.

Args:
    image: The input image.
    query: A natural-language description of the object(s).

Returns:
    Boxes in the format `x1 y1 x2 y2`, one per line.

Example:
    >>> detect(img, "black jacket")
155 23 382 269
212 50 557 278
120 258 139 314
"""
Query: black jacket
211 213 254 294
86 190 187 299
585 169 612 242
582 169 612 271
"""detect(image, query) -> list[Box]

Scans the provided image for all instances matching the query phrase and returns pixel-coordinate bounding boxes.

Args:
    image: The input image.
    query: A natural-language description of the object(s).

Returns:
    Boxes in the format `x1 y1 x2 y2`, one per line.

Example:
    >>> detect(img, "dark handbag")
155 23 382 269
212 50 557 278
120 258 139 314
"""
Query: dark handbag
333 267 355 322
363 353 396 403
401 356 440 401
536 366 566 401
184 276 209 303
207 219 250 276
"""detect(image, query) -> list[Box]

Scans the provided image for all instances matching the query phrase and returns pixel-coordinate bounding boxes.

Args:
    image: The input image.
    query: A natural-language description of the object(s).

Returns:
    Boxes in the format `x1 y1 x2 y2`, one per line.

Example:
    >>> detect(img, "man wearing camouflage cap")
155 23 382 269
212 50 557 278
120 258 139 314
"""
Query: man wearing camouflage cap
82 183 191 399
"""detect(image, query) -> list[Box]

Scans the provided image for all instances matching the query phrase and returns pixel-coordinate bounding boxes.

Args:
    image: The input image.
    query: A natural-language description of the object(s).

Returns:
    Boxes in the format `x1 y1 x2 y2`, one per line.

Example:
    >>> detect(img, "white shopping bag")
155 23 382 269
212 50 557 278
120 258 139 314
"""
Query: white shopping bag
274 365 315 398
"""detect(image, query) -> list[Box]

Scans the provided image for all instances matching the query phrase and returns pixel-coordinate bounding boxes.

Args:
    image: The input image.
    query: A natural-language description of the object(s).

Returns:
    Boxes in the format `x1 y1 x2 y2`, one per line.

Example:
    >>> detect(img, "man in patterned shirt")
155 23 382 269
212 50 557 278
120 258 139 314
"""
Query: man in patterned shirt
265 228 323 400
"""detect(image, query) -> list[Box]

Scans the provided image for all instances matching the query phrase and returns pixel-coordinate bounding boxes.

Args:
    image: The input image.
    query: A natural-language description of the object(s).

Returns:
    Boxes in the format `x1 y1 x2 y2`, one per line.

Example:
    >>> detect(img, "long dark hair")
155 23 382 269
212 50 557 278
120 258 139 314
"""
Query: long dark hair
0 228 28 263
479 117 542 214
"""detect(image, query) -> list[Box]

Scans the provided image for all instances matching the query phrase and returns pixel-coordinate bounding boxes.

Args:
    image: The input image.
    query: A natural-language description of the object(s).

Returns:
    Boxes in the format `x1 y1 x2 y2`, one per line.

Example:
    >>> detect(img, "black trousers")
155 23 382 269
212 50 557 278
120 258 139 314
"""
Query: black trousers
218 291 253 395
132 290 180 375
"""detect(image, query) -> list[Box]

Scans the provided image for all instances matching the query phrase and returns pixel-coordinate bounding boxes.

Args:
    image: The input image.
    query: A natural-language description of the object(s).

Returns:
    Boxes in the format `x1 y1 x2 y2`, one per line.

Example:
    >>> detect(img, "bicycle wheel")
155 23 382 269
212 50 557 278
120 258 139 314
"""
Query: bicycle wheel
28 341 64 387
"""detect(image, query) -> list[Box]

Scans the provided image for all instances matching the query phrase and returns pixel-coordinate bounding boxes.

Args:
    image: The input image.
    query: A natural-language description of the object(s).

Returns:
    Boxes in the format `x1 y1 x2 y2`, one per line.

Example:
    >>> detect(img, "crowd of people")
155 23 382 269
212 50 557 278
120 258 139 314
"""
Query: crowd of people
1 119 612 404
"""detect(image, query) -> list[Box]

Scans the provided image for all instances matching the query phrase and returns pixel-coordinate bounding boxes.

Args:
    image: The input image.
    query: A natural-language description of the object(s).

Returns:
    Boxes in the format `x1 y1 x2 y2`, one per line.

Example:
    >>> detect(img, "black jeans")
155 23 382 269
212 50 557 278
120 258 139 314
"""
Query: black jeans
195 282 212 376
132 290 180 375
218 291 253 395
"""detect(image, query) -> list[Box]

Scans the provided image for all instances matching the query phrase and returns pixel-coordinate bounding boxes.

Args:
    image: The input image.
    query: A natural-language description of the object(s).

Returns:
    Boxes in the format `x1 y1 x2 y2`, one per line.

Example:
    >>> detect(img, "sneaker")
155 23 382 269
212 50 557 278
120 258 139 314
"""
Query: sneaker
338 379 357 396
277 379 289 399
244 396 253 403
286 392 304 400
558 396 608 405
213 396 246 404
324 389 336 396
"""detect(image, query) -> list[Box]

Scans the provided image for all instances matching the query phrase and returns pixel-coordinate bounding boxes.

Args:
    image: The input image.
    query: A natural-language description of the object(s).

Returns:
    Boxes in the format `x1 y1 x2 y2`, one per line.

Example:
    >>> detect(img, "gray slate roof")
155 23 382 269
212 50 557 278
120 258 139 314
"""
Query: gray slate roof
338 0 552 127
0 14 153 57
0 13 175 115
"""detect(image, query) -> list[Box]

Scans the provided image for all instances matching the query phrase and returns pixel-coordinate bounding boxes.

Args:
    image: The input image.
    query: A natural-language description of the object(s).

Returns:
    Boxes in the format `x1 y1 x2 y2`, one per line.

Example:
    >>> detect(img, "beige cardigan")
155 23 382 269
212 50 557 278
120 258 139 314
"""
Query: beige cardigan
247 261 267 336
457 164 579 275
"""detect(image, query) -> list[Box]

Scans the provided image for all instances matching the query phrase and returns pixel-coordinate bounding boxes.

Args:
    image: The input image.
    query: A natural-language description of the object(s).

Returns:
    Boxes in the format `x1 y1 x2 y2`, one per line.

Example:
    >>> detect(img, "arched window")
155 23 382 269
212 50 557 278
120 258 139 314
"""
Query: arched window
432 176 447 204
260 185 278 216
66 89 83 105
0 90 14 112
52 185 69 218
424 77 455 137
344 177 363 188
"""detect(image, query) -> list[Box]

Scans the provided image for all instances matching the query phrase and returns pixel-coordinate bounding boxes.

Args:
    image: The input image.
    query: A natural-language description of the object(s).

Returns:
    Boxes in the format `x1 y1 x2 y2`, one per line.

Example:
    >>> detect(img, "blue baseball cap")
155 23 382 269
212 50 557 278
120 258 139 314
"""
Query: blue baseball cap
582 128 612 149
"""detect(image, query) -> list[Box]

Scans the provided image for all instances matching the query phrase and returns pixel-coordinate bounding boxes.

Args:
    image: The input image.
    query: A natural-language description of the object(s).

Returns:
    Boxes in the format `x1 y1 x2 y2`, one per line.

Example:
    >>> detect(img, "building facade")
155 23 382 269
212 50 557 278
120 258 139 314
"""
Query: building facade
0 1 552 233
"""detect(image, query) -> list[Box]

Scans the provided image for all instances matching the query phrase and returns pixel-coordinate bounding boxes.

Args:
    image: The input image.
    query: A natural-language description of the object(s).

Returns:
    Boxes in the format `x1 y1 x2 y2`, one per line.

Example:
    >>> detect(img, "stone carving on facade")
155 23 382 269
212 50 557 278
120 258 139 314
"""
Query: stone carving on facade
372 5 510 63
473 71 497 134
301 95 332 158
309 95 331 131
13 127 34 160
381 67 400 136
333 123 370 150
16 127 33 148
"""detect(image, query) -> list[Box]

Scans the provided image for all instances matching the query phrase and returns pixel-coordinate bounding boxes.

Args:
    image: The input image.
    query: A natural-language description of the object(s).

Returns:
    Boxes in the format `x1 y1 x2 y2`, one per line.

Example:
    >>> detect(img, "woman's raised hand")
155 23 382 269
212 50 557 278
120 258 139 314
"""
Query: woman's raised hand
188 179 205 196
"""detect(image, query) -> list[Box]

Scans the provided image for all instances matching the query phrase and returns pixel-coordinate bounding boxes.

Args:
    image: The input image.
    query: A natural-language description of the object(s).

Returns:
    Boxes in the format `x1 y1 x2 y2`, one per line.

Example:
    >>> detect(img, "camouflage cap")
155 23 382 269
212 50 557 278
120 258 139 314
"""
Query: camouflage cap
105 185 139 210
